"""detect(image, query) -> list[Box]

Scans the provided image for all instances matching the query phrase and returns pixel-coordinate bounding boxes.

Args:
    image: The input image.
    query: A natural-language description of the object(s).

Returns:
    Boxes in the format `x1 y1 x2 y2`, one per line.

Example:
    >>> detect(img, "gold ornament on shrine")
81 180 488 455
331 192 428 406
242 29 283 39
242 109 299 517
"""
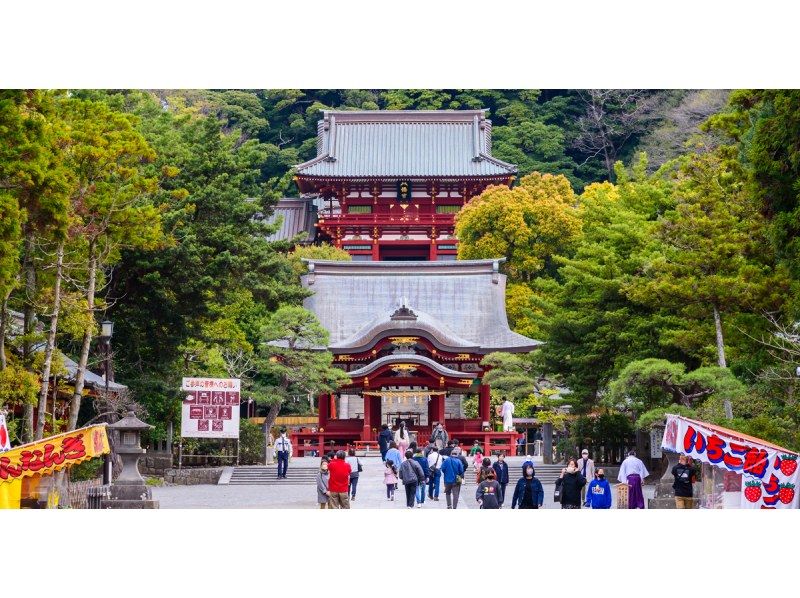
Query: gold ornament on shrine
390 363 418 374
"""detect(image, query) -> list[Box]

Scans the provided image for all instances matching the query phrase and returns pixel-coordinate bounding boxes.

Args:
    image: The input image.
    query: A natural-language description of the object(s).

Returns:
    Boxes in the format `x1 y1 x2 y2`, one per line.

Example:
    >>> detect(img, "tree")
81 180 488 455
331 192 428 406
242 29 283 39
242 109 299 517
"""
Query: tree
625 146 790 368
0 90 71 441
260 306 349 434
59 98 164 431
571 89 676 180
529 158 689 406
455 172 581 282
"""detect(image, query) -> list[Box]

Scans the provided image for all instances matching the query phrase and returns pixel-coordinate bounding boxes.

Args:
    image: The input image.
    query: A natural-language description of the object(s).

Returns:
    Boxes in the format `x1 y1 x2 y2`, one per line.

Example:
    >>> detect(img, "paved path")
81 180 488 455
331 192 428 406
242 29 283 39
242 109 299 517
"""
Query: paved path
152 456 655 509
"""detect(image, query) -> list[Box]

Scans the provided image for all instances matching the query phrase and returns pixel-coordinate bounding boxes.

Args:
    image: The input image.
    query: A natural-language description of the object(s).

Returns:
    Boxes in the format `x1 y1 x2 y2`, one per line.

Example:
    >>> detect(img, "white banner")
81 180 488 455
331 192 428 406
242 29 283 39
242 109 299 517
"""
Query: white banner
662 414 799 509
180 377 241 439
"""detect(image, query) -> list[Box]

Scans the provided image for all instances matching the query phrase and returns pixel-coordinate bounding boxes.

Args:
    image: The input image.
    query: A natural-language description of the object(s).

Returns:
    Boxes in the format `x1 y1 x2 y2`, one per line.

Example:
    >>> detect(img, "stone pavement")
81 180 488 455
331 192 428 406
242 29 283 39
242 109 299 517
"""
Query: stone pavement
151 456 655 509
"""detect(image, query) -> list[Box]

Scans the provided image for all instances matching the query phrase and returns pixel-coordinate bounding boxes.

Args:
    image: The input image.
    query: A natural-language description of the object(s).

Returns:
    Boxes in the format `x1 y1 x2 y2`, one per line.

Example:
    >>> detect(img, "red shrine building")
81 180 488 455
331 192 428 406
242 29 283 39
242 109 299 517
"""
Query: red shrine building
288 109 540 455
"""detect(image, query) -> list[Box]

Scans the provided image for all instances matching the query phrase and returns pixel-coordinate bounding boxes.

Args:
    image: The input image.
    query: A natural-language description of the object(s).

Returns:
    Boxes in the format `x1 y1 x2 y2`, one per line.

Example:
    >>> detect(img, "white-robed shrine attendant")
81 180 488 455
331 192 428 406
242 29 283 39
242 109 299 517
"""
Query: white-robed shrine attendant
618 450 649 509
501 399 515 432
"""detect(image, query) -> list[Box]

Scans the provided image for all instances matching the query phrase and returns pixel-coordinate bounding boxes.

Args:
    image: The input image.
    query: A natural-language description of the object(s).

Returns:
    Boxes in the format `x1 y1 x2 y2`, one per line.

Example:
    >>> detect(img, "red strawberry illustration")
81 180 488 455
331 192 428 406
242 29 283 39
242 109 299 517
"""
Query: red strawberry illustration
744 480 762 503
779 483 795 505
764 474 780 495
779 455 797 477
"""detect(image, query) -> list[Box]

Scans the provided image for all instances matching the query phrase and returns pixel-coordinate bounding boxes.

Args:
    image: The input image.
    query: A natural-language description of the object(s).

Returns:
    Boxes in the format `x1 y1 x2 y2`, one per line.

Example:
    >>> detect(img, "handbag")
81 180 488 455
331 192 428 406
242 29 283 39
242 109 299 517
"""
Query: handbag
554 477 563 502
357 458 363 473
455 474 463 485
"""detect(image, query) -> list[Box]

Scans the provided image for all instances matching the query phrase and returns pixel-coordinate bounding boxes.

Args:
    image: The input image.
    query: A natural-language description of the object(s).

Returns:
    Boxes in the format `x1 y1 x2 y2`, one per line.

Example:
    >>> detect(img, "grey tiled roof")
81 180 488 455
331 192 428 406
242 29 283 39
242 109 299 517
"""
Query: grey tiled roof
301 259 540 352
263 198 317 243
295 110 517 179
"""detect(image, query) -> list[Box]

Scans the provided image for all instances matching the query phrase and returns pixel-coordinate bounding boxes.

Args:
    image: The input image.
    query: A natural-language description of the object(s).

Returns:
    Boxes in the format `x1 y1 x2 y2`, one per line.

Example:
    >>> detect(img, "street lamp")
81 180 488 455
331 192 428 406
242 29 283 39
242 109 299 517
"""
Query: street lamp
100 319 113 485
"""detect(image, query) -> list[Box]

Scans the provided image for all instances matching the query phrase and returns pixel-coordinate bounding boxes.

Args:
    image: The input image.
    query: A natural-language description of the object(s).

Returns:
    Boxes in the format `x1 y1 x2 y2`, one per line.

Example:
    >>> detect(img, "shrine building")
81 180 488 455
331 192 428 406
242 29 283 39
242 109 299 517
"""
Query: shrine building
288 109 540 455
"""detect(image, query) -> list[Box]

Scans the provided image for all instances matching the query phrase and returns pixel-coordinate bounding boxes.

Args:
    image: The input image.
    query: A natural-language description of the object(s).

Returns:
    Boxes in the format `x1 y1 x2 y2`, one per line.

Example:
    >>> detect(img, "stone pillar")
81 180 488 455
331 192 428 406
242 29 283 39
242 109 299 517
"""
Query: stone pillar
478 384 491 424
340 394 349 420
542 422 554 465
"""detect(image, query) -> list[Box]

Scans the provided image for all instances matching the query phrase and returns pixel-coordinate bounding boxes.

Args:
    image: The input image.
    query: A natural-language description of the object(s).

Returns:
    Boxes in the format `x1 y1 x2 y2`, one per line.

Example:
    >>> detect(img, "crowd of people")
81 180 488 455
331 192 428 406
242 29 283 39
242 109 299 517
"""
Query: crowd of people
300 423 696 510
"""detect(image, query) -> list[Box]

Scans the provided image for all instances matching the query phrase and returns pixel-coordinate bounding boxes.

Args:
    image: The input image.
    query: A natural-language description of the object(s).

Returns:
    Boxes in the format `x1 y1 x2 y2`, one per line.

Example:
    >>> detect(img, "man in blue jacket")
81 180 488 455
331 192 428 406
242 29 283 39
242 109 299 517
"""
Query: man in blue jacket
378 424 393 461
440 448 465 509
585 468 612 509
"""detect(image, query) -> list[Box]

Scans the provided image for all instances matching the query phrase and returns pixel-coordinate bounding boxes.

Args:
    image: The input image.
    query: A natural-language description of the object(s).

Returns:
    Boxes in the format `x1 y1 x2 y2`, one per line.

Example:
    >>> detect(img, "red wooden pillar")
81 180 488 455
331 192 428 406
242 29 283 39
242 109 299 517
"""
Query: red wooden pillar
429 240 438 261
436 393 446 427
318 393 329 427
362 393 372 441
372 237 380 261
479 383 491 424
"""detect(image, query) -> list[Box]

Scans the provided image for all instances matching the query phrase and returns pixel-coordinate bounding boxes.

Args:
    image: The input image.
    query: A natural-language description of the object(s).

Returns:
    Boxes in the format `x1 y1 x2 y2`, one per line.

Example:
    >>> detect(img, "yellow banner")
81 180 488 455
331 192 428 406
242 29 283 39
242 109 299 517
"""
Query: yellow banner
0 424 110 484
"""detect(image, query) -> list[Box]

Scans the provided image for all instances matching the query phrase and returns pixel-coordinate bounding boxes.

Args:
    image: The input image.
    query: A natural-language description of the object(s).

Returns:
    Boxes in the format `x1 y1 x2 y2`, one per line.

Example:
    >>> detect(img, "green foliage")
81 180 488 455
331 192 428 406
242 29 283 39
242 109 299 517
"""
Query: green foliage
238 418 266 465
455 172 581 281
69 458 102 482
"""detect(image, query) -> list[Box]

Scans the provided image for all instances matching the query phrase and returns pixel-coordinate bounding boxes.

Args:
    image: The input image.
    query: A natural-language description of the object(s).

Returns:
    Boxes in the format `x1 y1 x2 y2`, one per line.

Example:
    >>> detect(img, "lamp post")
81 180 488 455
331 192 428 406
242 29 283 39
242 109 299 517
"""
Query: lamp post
100 319 114 485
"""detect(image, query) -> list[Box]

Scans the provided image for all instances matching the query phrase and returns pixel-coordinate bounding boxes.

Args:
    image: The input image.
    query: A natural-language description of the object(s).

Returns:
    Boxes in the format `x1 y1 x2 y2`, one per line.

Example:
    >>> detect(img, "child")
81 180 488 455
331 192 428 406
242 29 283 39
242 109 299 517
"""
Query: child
384 459 398 501
472 449 484 475
475 469 501 509
477 456 493 484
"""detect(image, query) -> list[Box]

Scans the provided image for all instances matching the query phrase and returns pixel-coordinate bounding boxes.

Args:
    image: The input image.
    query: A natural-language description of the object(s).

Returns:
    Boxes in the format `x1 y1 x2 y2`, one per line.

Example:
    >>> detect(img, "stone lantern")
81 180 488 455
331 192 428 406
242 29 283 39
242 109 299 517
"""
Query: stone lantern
648 422 682 509
102 411 159 509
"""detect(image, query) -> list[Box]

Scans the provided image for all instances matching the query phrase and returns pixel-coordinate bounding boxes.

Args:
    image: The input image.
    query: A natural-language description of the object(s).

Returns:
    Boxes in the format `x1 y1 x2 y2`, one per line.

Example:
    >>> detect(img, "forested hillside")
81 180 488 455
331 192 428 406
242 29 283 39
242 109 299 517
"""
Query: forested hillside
2 89 799 452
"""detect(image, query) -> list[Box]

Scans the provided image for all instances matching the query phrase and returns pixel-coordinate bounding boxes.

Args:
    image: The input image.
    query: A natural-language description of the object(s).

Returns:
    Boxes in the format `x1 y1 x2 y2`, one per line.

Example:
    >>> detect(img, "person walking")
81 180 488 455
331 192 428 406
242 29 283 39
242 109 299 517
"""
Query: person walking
440 440 455 458
327 450 352 509
558 458 587 509
618 450 649 509
316 457 331 509
475 469 502 509
384 459 398 501
345 448 362 502
477 457 493 484
472 448 484 476
577 448 595 504
378 424 393 462
585 468 612 509
441 447 465 509
511 463 544 509
274 427 292 479
469 440 484 457
492 452 510 507
427 446 443 501
399 450 425 509
394 421 410 458
384 441 403 474
672 455 695 509
430 422 449 451
412 447 431 507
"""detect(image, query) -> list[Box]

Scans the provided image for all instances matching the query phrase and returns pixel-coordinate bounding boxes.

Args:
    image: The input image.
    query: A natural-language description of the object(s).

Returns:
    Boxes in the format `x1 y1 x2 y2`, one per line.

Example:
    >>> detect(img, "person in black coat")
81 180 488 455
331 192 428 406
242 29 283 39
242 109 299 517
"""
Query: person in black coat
558 458 587 509
492 452 511 506
378 424 393 461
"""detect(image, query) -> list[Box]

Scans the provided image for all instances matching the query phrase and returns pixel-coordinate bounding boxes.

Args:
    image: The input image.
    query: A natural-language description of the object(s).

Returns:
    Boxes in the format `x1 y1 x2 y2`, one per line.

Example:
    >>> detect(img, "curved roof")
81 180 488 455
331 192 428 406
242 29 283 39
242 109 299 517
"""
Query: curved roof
330 306 479 352
302 259 541 353
295 110 517 179
347 354 476 380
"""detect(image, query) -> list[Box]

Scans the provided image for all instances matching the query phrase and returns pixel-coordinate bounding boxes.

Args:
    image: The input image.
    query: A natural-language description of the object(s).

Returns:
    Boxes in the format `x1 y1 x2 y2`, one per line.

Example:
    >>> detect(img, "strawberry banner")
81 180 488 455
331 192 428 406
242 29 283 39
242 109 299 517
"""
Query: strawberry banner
661 414 799 509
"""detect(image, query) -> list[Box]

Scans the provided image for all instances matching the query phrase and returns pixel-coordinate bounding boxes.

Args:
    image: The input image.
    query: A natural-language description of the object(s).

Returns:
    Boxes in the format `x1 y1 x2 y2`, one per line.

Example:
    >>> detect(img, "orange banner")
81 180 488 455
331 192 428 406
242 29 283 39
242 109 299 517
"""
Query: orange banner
0 424 110 484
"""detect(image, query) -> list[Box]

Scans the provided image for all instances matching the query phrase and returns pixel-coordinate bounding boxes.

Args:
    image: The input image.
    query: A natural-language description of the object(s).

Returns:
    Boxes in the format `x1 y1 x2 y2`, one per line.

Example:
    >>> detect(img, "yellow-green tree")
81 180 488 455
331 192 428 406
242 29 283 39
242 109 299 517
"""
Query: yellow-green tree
454 172 581 282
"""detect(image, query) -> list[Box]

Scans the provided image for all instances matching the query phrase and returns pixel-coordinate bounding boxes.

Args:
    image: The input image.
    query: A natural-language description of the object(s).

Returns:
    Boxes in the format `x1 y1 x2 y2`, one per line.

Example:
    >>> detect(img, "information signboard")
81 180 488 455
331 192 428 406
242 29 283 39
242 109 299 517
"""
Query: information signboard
181 377 240 439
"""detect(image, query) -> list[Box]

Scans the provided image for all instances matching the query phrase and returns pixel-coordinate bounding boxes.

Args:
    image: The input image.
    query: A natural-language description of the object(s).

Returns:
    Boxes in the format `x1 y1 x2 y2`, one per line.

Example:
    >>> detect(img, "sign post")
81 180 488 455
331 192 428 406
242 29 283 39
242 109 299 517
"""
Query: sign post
180 377 241 467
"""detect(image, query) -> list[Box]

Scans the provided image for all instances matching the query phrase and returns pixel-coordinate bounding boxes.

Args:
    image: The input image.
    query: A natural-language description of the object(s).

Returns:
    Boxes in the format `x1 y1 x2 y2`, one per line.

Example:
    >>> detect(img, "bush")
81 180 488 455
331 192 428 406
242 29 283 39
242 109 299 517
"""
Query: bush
69 458 102 482
239 419 265 465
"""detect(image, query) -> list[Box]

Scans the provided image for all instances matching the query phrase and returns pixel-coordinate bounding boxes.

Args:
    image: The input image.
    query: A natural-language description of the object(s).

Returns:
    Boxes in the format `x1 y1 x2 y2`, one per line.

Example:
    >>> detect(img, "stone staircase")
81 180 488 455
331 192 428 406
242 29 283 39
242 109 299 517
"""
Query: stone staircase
225 466 319 486
222 463 566 486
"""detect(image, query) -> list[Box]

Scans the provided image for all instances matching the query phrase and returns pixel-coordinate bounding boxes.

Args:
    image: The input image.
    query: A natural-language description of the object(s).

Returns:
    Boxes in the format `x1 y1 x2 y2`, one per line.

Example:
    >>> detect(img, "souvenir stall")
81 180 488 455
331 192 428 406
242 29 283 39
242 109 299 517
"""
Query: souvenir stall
0 423 111 509
660 414 799 509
